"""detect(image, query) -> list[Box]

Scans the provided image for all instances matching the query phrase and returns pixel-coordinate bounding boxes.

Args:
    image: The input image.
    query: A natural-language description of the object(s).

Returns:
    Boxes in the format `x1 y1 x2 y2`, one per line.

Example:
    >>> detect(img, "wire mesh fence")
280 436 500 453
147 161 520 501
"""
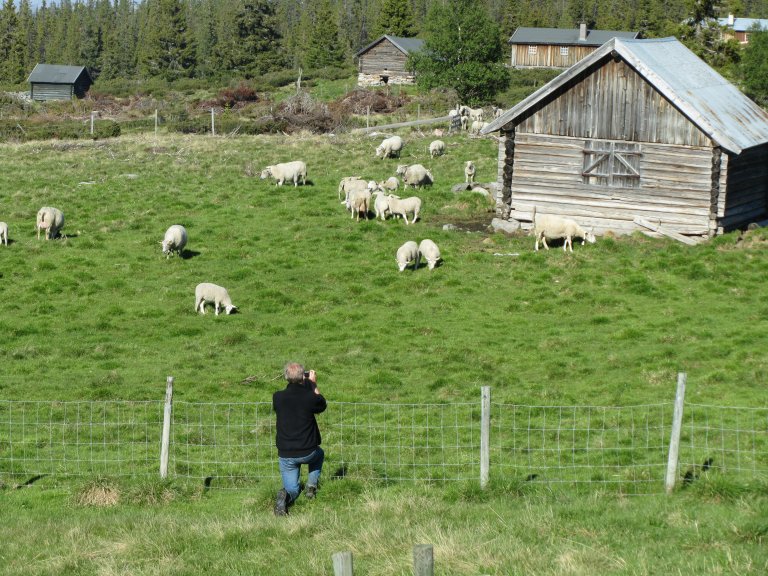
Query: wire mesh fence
1 391 766 493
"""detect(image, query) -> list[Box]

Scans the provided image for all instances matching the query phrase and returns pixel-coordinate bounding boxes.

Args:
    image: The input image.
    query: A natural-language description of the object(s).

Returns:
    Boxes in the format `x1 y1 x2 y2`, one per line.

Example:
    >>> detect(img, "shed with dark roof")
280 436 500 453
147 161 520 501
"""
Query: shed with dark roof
354 35 424 87
508 25 639 68
483 37 768 239
28 64 93 101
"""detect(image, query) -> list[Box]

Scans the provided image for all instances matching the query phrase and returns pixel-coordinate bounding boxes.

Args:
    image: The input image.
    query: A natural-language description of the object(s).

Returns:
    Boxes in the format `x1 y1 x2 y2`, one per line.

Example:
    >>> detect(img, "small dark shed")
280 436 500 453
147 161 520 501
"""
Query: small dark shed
508 24 639 69
482 37 768 239
354 35 424 87
28 64 93 101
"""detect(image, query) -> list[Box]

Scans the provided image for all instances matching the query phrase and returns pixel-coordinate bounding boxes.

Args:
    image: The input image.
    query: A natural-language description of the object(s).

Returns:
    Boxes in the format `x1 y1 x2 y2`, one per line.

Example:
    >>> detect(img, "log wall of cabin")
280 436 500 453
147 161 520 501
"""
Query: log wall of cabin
359 42 409 75
506 132 714 235
719 144 768 230
510 44 597 68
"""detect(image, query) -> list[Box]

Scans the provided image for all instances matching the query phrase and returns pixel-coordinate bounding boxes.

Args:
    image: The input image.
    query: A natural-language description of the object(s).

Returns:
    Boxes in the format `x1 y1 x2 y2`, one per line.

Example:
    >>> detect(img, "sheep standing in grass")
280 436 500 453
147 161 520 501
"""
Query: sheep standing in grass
260 160 307 186
36 207 65 240
396 164 433 189
338 176 367 202
464 161 476 183
0 221 7 246
470 120 489 135
372 189 396 220
387 195 422 224
161 225 187 258
418 239 441 270
375 135 403 159
195 283 237 316
347 187 371 221
429 140 445 158
532 207 596 252
396 241 419 271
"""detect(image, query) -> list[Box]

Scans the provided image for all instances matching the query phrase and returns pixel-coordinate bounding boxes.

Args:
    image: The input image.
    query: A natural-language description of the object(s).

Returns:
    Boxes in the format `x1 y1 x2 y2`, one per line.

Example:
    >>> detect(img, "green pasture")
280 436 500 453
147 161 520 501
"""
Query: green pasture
0 130 767 574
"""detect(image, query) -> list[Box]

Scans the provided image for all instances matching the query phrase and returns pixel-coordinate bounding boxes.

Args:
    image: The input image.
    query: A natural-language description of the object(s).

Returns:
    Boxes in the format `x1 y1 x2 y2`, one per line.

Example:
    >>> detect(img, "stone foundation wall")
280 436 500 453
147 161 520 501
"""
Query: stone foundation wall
357 73 416 88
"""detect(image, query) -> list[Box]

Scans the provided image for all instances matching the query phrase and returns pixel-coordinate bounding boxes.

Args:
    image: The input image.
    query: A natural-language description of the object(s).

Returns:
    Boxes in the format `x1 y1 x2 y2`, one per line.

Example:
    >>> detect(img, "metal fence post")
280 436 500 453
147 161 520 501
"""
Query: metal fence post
665 372 687 493
480 386 491 489
160 376 174 479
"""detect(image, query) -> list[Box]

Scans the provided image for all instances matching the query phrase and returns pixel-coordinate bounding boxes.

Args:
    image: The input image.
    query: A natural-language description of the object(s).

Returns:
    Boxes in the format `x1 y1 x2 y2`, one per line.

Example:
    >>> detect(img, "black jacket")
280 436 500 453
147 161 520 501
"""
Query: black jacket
273 382 327 457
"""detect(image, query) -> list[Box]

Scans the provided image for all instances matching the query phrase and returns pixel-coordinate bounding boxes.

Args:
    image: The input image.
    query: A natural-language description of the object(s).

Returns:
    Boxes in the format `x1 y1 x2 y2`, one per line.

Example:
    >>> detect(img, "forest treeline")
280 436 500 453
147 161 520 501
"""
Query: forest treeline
0 0 767 88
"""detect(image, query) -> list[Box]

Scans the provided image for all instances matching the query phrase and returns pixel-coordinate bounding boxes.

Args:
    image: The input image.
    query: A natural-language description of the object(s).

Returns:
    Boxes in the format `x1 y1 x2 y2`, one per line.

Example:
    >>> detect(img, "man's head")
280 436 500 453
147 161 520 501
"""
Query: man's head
284 362 305 384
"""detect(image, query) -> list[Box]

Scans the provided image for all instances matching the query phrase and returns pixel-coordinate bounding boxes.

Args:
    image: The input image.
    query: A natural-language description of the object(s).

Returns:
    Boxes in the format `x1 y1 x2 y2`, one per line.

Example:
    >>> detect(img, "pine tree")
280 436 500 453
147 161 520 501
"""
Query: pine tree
232 0 287 78
138 0 196 80
374 0 417 38
304 0 346 69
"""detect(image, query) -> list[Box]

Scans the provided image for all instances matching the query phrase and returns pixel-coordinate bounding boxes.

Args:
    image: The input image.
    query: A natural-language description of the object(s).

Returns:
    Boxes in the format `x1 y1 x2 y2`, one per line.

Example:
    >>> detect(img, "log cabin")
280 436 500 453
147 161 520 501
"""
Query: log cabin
717 14 768 44
482 37 768 240
28 64 93 101
354 35 424 87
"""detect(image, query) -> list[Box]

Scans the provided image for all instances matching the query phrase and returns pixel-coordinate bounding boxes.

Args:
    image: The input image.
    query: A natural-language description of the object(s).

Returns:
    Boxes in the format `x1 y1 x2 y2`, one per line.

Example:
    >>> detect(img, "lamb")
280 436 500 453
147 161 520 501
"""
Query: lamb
532 206 596 252
36 207 65 240
260 160 307 186
464 161 476 183
395 164 433 188
372 190 397 220
470 120 489 135
338 176 367 202
375 135 403 159
194 283 237 316
460 105 484 122
418 239 441 270
429 140 446 158
347 187 371 221
396 241 420 271
0 221 7 246
378 176 400 192
386 195 422 225
161 224 187 258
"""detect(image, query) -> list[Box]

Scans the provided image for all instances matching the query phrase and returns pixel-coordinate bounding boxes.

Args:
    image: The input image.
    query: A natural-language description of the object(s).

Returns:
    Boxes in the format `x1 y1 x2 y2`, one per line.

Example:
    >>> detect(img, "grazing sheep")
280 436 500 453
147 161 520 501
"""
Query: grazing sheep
464 161 476 183
0 221 7 246
36 207 65 240
387 195 422 225
470 120 489 135
395 164 433 189
260 160 307 186
532 206 596 252
338 176 367 202
347 187 371 221
418 239 441 270
378 176 400 192
195 283 237 316
375 135 403 159
396 241 420 271
161 225 187 258
429 140 446 158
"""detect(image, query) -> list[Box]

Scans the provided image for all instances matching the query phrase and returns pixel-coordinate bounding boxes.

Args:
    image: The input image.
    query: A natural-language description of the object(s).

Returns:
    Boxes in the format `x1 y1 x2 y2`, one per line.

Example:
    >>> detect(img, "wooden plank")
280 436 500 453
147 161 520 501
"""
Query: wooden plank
351 116 452 133
633 217 699 245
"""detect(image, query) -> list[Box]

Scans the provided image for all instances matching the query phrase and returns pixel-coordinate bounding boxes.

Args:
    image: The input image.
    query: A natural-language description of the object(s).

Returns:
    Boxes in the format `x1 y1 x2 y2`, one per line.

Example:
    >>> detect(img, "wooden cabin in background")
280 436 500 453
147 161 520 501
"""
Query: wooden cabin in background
717 14 768 44
483 37 768 240
508 25 639 69
28 64 93 101
354 35 424 87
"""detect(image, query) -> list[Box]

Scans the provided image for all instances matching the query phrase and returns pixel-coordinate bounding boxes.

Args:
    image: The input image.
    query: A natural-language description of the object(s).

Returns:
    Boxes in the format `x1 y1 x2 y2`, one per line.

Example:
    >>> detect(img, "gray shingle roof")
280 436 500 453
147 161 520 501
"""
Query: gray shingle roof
27 63 91 84
484 37 768 154
355 35 424 58
508 27 639 46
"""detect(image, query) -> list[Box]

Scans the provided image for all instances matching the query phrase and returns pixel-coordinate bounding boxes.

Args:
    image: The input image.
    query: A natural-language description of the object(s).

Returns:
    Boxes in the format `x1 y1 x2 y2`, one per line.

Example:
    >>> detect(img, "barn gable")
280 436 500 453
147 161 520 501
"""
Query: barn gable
354 35 424 87
483 37 768 239
27 64 93 101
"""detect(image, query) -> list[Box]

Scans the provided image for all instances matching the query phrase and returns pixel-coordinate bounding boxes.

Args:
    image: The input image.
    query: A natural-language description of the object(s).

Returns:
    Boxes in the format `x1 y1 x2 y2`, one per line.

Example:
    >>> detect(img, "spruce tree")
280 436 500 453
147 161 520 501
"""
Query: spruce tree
374 0 417 38
232 0 286 78
138 0 196 81
742 30 768 106
304 0 346 69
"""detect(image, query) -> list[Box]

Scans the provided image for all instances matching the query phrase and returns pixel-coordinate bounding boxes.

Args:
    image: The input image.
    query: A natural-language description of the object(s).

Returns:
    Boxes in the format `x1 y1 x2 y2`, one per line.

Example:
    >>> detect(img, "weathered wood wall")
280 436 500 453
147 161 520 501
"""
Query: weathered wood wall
359 41 409 76
30 82 74 101
510 44 597 68
720 144 768 230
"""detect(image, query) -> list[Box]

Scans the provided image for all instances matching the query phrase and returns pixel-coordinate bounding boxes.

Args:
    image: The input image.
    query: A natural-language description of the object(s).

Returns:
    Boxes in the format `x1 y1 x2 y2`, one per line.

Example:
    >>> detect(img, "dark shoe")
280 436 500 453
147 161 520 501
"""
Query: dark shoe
274 488 288 516
305 485 317 500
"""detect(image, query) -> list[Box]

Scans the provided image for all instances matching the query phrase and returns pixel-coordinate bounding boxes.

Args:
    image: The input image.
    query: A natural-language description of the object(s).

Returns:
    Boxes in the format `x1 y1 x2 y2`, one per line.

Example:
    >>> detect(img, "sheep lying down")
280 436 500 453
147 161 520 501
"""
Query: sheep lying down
195 283 237 315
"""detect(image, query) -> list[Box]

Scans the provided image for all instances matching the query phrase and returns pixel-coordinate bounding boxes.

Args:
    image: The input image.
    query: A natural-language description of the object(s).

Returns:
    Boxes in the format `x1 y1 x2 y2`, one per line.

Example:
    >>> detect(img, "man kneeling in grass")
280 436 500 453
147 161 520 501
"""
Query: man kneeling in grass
273 362 327 516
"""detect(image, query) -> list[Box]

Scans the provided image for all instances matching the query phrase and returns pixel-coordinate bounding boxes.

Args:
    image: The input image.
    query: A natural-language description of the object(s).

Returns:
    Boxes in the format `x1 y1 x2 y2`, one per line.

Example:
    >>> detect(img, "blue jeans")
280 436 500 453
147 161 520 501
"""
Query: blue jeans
278 447 324 502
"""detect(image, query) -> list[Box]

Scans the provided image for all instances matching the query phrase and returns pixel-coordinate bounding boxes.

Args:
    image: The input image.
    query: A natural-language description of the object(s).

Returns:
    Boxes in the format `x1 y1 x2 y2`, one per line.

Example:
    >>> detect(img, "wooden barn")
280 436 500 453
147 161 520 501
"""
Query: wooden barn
482 37 768 240
27 64 93 101
354 35 424 87
508 25 639 69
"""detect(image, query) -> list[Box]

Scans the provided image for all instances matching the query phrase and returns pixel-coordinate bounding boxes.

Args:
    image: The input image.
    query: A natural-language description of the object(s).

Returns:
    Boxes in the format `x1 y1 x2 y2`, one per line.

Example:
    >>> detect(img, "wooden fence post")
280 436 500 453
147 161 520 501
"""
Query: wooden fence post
211 108 215 136
413 544 434 576
154 109 158 138
480 386 491 489
332 551 353 576
90 111 95 135
665 372 687 494
160 376 174 479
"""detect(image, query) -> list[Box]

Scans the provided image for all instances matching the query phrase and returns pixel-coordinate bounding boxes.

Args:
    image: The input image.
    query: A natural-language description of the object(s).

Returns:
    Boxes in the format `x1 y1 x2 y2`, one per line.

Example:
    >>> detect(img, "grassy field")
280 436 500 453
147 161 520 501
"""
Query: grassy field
1 130 767 574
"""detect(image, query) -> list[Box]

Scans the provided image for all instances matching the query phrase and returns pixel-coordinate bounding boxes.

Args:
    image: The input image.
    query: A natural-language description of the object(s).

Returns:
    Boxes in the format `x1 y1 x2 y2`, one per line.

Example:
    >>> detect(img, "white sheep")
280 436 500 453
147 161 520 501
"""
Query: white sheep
469 120 489 135
372 190 397 220
0 221 7 246
460 105 484 122
338 176 367 202
396 241 419 272
429 140 446 158
347 187 371 221
532 207 596 252
387 195 422 225
260 160 307 186
375 135 403 159
36 207 65 240
464 161 476 183
418 239 441 270
194 283 237 316
378 176 400 192
492 106 504 119
395 164 433 188
161 224 187 258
